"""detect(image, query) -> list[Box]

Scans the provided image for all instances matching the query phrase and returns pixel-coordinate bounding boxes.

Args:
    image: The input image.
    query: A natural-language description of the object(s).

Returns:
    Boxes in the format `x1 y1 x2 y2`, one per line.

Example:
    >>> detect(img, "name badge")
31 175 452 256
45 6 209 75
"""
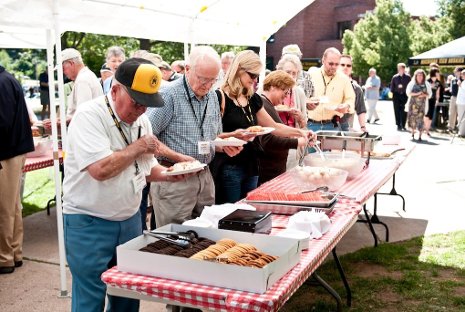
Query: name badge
398 84 403 89
198 141 210 155
132 172 146 194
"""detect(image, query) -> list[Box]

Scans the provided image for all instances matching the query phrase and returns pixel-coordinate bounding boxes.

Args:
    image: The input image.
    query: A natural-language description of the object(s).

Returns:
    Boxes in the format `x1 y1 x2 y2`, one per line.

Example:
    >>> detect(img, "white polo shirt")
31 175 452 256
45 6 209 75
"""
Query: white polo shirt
63 95 158 221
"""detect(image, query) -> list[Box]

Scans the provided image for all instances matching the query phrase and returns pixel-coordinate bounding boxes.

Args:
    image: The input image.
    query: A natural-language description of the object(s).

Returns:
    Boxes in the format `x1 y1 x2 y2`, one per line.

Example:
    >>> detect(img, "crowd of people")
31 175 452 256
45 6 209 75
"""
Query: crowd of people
2 42 465 312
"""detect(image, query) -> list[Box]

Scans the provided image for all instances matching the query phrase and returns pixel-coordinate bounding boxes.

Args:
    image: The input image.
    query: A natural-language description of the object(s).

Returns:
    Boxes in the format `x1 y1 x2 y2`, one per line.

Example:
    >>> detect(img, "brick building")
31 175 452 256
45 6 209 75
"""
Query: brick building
266 0 376 70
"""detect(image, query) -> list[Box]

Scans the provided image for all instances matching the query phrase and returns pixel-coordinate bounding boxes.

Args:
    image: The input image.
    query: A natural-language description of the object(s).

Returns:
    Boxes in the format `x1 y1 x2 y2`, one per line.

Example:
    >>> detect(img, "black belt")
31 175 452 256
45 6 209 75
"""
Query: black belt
308 118 333 124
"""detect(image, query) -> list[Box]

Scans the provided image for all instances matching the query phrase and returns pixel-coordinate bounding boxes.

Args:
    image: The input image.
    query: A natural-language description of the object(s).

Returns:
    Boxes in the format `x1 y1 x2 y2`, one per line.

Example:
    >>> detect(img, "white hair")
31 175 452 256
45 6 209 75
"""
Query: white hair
187 46 221 69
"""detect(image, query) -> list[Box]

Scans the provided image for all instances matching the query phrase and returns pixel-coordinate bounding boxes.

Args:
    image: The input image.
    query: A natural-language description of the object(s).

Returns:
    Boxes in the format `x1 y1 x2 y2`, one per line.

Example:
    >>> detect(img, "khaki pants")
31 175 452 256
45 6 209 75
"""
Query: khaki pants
0 155 25 267
151 168 215 228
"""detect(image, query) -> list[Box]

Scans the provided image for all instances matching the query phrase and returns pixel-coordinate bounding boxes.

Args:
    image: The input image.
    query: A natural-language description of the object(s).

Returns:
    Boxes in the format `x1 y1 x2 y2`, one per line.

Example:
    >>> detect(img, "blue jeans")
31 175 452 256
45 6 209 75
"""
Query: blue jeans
64 212 141 312
307 121 337 132
139 183 150 231
220 164 258 203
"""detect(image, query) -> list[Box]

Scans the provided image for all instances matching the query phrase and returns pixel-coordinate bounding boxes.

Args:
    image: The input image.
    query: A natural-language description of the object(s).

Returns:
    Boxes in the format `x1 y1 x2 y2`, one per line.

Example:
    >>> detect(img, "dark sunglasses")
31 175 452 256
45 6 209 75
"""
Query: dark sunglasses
340 63 352 68
327 62 340 67
246 71 259 80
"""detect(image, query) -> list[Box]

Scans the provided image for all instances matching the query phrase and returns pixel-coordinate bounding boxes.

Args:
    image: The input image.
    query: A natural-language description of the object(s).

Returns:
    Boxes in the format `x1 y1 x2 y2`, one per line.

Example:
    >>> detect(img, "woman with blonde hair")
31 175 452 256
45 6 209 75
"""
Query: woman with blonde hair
406 69 432 141
216 50 314 203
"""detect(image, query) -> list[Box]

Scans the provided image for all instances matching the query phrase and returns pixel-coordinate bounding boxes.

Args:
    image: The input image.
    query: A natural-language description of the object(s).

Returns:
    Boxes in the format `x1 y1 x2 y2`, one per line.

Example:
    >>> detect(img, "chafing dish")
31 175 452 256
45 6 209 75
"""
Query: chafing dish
315 131 381 155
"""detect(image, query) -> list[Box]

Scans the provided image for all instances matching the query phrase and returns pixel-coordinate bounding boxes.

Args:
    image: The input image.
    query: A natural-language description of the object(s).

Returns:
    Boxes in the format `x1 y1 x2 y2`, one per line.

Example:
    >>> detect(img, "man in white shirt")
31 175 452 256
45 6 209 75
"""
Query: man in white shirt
43 48 103 130
63 58 184 312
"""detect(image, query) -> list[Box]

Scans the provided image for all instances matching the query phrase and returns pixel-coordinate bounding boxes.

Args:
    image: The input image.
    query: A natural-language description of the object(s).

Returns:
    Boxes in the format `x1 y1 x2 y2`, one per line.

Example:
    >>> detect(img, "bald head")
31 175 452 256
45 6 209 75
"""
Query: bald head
322 47 341 77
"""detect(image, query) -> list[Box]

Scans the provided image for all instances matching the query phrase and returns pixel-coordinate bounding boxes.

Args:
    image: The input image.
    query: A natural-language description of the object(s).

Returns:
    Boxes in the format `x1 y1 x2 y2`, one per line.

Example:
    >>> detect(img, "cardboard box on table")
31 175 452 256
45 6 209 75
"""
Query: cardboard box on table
117 224 301 294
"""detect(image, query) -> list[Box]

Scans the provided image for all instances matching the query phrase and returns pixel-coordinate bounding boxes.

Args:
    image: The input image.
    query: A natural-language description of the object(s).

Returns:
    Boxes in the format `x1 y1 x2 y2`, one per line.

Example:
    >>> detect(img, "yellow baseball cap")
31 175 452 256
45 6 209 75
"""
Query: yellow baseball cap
115 58 164 107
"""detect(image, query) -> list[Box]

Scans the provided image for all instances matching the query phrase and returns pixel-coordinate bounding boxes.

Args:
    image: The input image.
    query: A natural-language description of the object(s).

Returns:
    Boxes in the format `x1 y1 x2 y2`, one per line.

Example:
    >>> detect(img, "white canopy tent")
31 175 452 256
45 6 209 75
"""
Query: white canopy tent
1 0 314 297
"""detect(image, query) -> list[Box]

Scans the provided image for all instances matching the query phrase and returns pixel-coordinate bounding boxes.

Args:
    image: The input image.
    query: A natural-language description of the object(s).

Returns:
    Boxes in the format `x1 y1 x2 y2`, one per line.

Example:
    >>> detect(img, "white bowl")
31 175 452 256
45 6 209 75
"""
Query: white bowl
292 166 348 191
304 151 365 179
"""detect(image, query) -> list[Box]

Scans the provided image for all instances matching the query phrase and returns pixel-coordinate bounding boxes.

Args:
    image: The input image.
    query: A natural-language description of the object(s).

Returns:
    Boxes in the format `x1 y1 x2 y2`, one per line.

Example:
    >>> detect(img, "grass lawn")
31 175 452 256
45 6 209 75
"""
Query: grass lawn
22 167 56 217
281 231 465 312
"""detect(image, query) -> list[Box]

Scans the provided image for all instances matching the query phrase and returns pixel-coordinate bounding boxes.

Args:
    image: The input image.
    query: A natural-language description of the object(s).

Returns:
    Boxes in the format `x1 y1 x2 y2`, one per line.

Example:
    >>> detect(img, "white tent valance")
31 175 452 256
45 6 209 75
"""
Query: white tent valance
1 0 313 47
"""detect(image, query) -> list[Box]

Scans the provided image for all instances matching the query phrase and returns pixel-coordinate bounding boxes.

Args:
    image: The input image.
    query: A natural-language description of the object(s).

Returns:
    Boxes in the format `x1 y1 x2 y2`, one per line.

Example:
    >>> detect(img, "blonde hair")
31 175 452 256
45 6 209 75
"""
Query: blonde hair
262 70 295 91
221 50 262 98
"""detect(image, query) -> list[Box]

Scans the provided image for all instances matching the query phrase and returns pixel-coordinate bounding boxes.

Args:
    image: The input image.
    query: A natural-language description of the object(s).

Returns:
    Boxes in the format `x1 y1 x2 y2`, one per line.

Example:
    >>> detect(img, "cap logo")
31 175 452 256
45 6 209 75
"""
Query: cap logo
131 64 161 94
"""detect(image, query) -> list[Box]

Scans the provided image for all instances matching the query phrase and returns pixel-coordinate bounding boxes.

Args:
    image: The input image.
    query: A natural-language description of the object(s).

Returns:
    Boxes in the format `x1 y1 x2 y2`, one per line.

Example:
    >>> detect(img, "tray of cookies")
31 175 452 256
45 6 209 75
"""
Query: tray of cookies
117 224 301 293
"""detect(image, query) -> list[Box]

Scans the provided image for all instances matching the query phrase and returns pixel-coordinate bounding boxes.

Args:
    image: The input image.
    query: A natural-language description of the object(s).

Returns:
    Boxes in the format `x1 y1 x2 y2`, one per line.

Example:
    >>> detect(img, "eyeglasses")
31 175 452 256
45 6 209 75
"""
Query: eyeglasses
246 71 259 80
327 62 340 67
340 63 352 68
121 86 145 110
194 72 218 85
282 89 291 95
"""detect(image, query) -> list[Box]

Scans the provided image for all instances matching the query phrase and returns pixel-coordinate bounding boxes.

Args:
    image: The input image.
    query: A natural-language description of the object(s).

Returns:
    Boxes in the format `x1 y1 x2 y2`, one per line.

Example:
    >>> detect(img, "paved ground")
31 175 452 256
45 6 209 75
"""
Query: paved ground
1 101 464 311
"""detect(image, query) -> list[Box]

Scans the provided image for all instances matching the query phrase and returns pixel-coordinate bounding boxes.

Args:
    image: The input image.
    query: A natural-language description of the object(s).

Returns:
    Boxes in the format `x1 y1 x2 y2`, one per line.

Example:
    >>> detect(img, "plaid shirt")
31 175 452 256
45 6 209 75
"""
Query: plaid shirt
298 71 315 99
146 77 222 164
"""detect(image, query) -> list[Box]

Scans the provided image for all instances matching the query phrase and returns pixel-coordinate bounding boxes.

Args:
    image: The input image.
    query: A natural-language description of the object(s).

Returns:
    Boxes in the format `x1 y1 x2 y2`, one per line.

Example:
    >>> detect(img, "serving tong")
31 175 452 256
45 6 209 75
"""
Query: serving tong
143 230 198 248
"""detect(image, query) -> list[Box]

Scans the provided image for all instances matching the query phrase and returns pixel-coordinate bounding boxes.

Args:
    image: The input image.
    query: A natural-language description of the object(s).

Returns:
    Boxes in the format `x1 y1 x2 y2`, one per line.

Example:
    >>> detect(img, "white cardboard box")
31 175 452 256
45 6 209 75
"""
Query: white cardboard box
117 224 301 294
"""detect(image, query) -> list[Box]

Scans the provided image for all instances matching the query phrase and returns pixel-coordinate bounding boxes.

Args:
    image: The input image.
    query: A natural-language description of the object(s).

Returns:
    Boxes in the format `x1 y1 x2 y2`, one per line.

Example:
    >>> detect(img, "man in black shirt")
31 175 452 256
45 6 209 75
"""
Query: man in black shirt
0 65 34 274
390 63 411 131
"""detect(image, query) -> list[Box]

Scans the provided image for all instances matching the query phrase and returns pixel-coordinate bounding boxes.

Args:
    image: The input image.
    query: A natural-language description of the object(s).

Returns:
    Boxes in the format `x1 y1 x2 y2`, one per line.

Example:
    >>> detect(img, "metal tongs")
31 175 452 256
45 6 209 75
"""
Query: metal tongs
143 230 198 248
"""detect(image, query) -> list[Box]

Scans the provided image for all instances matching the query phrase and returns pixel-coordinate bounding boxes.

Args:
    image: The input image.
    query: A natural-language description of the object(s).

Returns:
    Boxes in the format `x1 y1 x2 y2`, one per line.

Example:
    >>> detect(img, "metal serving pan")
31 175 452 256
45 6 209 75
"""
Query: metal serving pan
315 131 381 155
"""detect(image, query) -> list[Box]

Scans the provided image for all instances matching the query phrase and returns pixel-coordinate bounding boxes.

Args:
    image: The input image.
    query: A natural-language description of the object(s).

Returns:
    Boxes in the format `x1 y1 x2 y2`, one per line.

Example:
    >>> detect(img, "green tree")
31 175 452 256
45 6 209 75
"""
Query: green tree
410 16 451 56
61 32 245 74
438 0 465 39
342 0 412 84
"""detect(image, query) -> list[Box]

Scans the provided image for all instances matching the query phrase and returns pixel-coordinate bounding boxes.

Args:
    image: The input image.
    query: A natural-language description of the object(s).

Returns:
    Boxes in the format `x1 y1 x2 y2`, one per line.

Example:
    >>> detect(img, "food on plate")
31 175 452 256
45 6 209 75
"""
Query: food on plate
214 137 242 142
246 125 264 133
275 104 290 111
166 160 203 172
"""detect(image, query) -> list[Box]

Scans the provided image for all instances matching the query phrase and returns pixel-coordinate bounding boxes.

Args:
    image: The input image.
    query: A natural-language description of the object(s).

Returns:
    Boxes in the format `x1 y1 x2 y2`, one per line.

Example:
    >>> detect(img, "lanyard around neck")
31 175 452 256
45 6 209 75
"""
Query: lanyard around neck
321 71 334 95
183 76 208 139
104 95 140 175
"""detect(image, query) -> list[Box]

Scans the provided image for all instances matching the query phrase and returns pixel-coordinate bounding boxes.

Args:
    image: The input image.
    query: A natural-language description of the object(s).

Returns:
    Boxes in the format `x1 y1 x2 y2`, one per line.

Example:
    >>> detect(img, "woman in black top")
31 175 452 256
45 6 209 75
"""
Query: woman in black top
425 68 442 135
216 50 314 203
258 70 308 185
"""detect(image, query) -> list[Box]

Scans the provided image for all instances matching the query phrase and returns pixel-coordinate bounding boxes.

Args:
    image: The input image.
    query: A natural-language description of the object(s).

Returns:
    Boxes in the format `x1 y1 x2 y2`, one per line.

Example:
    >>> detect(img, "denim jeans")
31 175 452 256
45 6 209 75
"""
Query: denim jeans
220 164 258 203
64 212 141 312
139 183 151 231
307 121 338 132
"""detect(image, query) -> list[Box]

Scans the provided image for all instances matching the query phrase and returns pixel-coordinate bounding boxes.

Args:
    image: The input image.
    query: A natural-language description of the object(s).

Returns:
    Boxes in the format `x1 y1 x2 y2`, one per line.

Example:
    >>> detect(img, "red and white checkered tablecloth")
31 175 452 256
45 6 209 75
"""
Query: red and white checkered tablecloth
102 202 362 312
23 150 63 173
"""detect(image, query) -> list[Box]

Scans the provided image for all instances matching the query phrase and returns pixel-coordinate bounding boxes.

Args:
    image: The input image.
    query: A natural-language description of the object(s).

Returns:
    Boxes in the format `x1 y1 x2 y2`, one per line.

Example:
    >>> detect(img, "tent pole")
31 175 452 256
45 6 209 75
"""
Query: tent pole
184 42 189 62
52 0 69 298
259 40 267 90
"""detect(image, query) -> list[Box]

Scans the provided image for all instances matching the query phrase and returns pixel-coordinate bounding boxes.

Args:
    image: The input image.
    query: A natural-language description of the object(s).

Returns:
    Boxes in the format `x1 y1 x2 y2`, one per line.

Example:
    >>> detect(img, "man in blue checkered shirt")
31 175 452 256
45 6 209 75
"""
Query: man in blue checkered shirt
147 46 242 227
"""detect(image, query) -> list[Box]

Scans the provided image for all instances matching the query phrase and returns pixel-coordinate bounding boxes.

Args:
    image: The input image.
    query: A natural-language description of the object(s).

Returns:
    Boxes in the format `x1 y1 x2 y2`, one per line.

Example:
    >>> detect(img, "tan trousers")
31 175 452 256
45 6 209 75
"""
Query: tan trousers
151 168 215 228
0 154 25 267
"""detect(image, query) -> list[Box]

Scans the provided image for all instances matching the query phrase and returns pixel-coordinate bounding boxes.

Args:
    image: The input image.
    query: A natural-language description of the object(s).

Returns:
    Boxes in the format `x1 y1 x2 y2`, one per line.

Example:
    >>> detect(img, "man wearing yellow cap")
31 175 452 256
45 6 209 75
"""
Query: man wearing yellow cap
62 58 185 312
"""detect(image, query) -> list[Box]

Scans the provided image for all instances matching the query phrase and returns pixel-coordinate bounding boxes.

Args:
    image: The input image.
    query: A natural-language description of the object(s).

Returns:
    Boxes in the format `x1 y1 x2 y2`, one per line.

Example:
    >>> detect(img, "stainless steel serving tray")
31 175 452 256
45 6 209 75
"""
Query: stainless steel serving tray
315 131 381 155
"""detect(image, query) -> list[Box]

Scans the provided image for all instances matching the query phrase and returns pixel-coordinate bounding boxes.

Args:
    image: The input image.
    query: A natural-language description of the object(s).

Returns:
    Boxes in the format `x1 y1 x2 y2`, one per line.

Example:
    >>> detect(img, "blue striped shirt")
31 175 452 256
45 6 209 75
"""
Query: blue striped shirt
146 77 222 164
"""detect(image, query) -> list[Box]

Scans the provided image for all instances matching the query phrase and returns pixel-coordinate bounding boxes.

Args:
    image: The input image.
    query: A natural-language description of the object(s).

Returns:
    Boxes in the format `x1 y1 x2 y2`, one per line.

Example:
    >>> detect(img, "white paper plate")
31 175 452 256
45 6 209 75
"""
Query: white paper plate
275 105 292 112
211 138 247 147
161 164 207 176
244 127 275 136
